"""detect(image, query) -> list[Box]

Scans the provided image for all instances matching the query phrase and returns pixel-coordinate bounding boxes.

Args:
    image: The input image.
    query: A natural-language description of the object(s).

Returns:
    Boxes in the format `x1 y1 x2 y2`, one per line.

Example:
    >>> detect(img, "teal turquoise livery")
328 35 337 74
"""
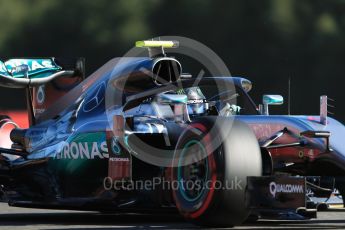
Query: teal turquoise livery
0 61 10 77
0 58 61 79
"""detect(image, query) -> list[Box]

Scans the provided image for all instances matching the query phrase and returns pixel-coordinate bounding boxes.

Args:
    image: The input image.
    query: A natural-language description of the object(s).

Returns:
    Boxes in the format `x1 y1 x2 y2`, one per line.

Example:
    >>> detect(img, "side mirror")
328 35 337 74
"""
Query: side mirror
261 95 283 115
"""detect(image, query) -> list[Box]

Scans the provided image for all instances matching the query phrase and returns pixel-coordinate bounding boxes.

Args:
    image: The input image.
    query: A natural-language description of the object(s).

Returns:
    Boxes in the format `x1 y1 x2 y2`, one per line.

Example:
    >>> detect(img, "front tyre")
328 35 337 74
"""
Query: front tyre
171 117 262 227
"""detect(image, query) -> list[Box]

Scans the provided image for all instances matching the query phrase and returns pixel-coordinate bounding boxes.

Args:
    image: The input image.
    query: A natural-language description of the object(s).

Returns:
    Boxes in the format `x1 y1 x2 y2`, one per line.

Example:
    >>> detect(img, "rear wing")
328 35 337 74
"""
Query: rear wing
0 58 85 126
0 58 84 88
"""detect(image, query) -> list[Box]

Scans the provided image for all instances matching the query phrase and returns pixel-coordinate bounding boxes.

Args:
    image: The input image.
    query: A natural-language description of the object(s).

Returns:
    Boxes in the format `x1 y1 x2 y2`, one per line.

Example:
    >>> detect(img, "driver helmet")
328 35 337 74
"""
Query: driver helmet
185 87 207 115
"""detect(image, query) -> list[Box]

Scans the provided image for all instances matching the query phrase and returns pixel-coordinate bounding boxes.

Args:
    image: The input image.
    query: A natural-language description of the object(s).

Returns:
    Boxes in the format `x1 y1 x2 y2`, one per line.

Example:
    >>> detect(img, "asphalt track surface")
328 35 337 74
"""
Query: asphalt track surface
1 203 345 229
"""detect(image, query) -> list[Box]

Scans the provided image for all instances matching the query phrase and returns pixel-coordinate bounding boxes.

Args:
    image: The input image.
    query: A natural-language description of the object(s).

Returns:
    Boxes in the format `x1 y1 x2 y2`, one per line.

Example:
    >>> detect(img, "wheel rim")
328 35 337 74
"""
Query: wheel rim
177 140 209 202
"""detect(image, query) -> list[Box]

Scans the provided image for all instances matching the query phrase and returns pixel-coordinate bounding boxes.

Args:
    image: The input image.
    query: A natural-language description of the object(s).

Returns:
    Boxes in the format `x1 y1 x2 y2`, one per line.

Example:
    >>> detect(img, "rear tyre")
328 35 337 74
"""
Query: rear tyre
171 117 262 227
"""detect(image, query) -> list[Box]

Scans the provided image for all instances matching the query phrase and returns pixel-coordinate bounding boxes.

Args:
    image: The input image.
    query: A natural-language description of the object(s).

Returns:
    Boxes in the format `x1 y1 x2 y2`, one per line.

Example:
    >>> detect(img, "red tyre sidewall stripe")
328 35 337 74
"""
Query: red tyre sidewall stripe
173 122 217 219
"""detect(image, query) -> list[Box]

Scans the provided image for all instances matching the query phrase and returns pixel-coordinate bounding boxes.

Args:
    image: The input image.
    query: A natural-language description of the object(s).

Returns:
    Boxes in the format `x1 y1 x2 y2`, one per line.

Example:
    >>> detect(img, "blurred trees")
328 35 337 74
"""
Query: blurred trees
0 0 344 121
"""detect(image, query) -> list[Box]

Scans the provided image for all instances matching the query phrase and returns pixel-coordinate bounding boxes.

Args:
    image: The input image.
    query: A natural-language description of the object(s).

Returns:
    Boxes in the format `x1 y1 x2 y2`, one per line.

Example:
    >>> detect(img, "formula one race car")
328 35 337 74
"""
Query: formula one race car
0 40 344 227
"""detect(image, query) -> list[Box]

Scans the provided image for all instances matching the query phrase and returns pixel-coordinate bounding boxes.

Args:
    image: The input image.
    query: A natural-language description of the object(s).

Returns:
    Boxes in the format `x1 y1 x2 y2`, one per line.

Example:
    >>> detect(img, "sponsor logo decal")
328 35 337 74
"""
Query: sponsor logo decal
269 181 304 198
109 157 129 162
187 99 204 104
34 108 46 115
37 85 45 105
5 59 56 72
55 133 130 162
111 137 121 155
56 141 109 159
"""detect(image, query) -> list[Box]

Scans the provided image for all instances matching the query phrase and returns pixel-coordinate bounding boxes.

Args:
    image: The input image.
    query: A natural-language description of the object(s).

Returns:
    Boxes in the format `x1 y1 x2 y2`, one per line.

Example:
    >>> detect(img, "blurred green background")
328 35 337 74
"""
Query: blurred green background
0 0 344 121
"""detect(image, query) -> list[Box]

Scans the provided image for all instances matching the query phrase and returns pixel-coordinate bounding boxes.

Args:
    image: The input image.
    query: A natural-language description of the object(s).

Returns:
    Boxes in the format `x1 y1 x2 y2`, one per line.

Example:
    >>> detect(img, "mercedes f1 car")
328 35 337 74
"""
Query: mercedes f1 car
0 40 344 227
